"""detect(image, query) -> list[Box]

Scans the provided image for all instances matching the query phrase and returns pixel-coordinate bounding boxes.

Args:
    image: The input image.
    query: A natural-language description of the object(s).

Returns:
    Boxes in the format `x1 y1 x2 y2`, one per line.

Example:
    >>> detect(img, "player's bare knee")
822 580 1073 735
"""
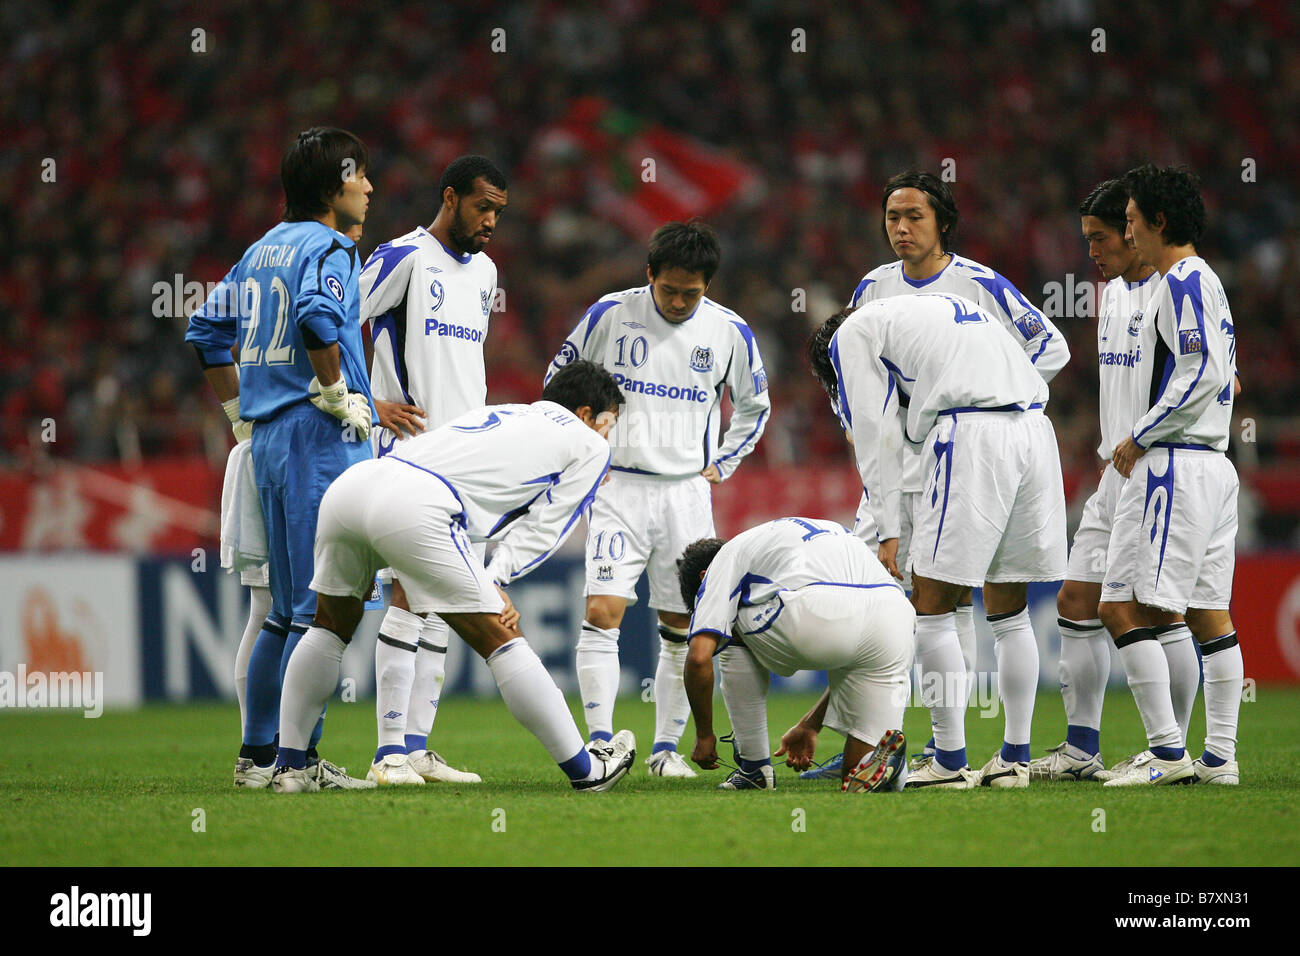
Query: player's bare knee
1097 600 1136 638
658 610 690 630
313 592 363 642
445 612 514 660
585 595 627 631
1057 580 1099 621
1184 607 1233 642
911 575 964 615
984 582 1028 617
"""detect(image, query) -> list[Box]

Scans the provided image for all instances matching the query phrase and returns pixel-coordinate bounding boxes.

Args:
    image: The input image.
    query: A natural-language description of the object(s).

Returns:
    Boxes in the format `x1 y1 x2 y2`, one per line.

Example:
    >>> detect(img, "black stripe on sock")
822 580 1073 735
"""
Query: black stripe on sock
1200 631 1239 656
417 639 448 654
1114 626 1157 649
262 619 289 638
289 622 308 634
1057 617 1100 633
378 632 418 653
987 604 1028 623
658 624 689 644
1152 623 1187 637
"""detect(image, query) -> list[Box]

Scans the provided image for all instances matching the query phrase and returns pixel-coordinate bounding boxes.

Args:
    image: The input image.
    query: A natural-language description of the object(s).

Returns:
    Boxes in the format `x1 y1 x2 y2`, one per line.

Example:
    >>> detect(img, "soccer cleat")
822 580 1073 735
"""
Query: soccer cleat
234 757 275 789
573 729 636 793
408 749 482 784
1028 742 1104 781
718 764 776 790
908 751 935 773
903 760 978 789
367 753 426 786
1094 750 1150 782
843 730 907 794
646 749 699 778
799 752 844 780
1191 756 1239 785
314 758 377 790
977 753 1030 789
1101 750 1194 787
271 764 320 793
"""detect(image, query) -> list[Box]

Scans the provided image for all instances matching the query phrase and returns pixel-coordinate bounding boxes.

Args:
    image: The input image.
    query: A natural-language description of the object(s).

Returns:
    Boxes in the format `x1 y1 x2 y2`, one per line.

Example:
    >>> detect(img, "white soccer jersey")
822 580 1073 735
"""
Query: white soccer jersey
545 286 770 479
688 518 900 649
360 227 497 451
848 254 1066 495
380 401 611 585
1131 257 1236 452
831 293 1048 540
1096 271 1162 459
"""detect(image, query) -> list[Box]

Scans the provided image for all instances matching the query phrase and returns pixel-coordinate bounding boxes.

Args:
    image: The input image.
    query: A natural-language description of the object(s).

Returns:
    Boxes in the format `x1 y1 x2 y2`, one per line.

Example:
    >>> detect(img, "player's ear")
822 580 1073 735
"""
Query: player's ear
574 405 594 426
645 264 654 284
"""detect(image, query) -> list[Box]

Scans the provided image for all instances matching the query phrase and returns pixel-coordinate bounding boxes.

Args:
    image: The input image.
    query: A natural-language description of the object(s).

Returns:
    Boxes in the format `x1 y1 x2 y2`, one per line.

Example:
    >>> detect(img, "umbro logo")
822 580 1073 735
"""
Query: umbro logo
622 321 645 329
426 266 442 274
383 710 402 720
584 701 600 709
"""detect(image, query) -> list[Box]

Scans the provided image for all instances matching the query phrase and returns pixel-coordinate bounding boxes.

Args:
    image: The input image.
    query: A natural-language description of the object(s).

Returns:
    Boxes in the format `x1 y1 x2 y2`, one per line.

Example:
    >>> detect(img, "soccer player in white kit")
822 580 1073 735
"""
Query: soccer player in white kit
1098 164 1243 787
272 360 638 793
809 293 1067 788
808 171 1069 779
678 519 914 793
358 156 507 786
1031 179 1198 781
544 220 771 778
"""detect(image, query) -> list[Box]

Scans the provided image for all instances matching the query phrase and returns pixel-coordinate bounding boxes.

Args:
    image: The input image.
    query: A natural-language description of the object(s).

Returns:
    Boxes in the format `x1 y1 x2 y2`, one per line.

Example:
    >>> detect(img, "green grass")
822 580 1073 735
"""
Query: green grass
2 689 1297 866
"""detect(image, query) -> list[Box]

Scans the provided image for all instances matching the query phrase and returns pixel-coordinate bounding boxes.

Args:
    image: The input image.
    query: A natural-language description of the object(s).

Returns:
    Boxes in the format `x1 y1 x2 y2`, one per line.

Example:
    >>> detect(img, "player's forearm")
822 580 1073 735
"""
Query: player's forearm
203 365 240 403
307 344 343 386
795 689 831 733
684 646 715 737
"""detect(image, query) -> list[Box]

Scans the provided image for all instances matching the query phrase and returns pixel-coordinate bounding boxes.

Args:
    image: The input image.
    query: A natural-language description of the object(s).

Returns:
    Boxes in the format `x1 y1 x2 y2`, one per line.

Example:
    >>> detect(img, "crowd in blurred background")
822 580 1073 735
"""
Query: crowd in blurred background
3 0 1298 542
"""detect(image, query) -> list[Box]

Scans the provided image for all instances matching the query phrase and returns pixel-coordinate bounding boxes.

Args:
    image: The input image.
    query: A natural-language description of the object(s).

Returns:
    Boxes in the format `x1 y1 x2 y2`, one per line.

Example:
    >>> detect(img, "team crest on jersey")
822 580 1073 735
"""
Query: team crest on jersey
753 368 769 393
430 279 445 310
480 288 491 316
556 340 578 367
689 346 714 373
325 276 345 302
596 565 614 582
1128 310 1144 336
1179 328 1203 355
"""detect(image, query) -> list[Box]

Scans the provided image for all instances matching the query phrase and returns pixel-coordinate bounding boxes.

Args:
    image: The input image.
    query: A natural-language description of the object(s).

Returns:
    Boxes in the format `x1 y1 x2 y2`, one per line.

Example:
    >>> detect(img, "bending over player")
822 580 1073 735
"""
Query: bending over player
272 360 637 792
679 518 914 793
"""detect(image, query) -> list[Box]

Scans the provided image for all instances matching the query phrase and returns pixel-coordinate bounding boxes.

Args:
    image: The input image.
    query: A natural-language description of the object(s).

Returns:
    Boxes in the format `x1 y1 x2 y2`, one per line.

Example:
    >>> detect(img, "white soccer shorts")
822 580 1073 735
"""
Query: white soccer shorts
584 471 714 613
910 409 1067 587
1064 464 1126 584
1100 448 1238 613
311 458 504 616
740 583 914 745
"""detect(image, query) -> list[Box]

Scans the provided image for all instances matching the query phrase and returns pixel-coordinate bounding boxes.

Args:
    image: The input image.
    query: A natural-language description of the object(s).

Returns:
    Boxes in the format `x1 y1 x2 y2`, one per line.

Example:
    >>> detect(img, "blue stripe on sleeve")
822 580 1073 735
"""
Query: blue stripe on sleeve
1134 272 1208 446
580 300 619 347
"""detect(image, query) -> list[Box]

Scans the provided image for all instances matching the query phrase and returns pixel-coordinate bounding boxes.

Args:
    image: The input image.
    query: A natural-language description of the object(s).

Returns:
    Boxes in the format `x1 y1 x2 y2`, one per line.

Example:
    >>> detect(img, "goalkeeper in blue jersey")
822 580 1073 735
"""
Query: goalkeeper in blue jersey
186 127 378 789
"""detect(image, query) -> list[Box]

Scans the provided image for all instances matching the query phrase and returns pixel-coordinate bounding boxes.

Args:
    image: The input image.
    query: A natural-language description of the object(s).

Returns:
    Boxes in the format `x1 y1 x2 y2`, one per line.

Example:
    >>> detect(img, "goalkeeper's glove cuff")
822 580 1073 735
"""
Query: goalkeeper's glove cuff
309 374 350 415
222 396 254 442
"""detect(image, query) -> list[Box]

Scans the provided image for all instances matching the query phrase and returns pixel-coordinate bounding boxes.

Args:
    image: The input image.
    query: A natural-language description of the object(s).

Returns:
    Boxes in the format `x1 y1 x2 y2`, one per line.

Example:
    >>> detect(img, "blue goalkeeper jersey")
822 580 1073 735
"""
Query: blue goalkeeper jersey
185 220 374 422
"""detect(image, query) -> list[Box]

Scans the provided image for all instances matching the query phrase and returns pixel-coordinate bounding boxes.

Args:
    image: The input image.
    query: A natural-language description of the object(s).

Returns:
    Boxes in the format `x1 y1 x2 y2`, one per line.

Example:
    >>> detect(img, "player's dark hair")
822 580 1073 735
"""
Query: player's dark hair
677 537 726 611
1078 179 1130 235
647 219 722 283
439 155 508 203
541 359 626 416
281 127 369 222
1123 163 1206 247
807 308 853 407
881 170 959 252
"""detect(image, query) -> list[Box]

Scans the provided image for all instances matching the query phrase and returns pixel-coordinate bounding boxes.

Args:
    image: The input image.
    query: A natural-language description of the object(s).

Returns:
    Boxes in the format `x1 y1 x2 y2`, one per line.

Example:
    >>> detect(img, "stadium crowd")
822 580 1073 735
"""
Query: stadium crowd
2 0 1297 537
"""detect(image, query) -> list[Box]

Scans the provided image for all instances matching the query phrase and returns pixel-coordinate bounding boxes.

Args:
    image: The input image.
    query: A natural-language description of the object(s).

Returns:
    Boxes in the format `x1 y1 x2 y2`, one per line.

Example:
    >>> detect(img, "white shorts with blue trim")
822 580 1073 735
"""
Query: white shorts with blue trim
1064 464 1126 584
910 409 1067 588
1100 447 1237 613
584 470 714 613
311 458 504 616
740 583 914 744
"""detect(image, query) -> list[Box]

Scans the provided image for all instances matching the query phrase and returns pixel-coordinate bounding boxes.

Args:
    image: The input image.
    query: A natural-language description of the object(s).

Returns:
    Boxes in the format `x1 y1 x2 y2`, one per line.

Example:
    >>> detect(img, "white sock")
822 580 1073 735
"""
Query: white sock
487 637 585 764
1156 623 1199 745
718 645 771 762
235 586 271 738
989 606 1038 749
279 627 346 753
375 606 423 751
407 614 450 747
954 603 977 709
1200 632 1242 762
1115 628 1182 752
654 627 691 748
576 620 620 740
914 612 966 753
1058 617 1109 750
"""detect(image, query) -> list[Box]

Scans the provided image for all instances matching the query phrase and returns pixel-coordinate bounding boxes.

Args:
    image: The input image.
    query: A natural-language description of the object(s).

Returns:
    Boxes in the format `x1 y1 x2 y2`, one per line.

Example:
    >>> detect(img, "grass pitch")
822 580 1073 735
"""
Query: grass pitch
2 689 1297 867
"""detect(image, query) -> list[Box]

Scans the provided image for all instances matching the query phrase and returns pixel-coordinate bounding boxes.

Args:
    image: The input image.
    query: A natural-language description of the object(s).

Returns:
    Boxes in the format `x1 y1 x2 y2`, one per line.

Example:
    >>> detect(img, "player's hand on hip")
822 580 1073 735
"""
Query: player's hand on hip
495 586 520 631
775 724 817 770
700 464 722 484
878 538 902 580
691 733 719 770
1111 437 1145 479
375 399 426 438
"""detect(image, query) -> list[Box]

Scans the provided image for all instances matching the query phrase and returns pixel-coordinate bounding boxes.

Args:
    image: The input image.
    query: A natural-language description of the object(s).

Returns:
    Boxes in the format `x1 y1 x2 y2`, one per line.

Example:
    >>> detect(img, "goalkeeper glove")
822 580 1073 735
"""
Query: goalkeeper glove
308 375 372 441
221 396 254 443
